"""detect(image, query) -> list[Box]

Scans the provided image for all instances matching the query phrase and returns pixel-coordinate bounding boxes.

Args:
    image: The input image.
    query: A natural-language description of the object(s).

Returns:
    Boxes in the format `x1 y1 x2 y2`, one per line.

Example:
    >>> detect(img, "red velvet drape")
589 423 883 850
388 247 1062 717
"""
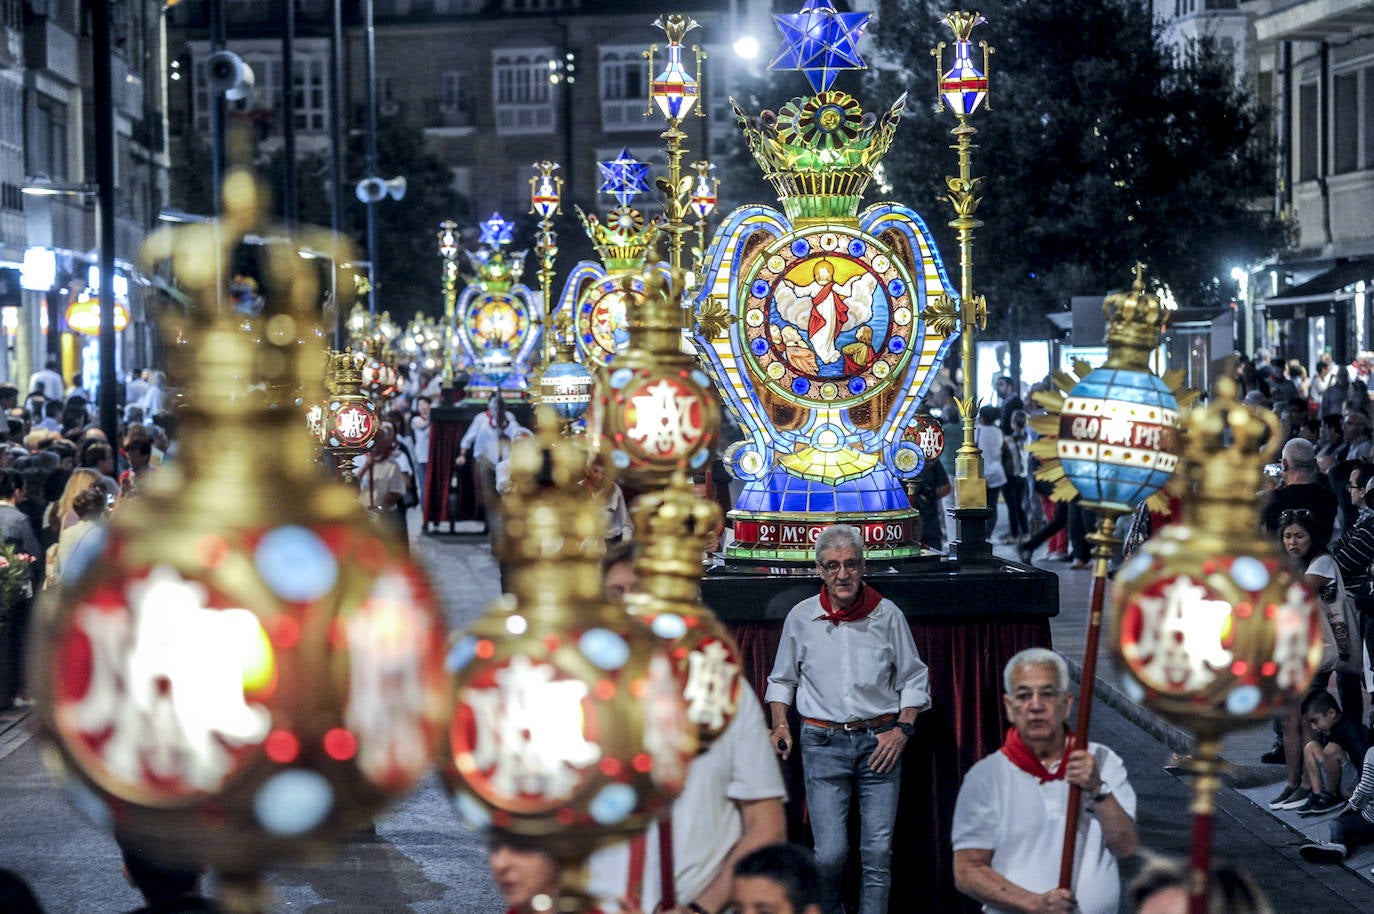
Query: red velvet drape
424 410 481 526
730 615 1052 914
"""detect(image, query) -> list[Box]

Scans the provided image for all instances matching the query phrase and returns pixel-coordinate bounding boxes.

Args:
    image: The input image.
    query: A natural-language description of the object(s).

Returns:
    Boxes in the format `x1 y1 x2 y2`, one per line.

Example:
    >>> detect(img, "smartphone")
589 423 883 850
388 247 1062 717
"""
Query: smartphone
1263 463 1282 478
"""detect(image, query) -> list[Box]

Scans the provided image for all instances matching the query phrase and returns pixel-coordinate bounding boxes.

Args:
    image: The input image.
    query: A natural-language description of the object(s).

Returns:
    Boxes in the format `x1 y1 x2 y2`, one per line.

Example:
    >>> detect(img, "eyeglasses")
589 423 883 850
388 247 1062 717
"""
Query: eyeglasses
818 559 862 575
1009 687 1065 704
1278 509 1312 525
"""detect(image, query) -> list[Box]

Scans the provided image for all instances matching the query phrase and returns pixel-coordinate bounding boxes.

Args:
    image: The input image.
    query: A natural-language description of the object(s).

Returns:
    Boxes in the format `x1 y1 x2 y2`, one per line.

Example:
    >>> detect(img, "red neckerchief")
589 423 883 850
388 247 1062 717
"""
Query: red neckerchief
1001 726 1075 783
808 281 850 338
818 583 883 624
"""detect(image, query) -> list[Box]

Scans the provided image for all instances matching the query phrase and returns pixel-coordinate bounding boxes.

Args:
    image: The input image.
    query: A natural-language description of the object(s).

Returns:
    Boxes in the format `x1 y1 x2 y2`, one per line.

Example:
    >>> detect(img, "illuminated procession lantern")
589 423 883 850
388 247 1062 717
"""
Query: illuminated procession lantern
540 312 596 427
594 267 720 489
452 212 541 400
1024 266 1188 889
1111 378 1321 914
30 169 450 914
562 149 663 370
1112 377 1321 732
625 476 743 751
690 0 954 561
443 424 693 911
1040 268 1181 515
323 349 380 484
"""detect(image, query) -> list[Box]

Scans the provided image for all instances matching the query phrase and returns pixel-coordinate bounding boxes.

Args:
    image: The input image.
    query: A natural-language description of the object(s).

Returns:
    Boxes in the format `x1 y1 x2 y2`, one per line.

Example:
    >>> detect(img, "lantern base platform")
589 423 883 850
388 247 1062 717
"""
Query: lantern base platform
702 553 1057 625
709 554 1056 913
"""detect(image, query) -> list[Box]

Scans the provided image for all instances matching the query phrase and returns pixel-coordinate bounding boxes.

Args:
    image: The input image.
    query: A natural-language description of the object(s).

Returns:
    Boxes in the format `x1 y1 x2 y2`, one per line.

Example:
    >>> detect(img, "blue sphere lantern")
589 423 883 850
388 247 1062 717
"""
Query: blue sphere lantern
1051 268 1181 515
1057 369 1180 515
541 357 595 423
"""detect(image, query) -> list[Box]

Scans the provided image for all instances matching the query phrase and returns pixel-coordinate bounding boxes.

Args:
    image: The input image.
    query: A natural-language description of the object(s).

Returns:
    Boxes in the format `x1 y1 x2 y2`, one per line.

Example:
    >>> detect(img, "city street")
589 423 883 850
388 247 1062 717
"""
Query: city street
0 528 1371 912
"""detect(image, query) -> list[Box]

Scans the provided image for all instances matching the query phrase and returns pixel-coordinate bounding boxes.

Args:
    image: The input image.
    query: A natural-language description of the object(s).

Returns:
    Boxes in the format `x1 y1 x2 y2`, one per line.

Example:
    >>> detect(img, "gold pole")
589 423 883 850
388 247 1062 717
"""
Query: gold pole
437 220 460 390
926 12 995 558
529 161 563 403
647 14 706 278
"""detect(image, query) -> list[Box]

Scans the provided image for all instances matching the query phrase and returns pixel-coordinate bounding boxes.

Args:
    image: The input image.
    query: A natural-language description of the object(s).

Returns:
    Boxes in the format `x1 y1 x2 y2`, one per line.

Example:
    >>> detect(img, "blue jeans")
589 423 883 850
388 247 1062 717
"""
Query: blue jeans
800 723 902 914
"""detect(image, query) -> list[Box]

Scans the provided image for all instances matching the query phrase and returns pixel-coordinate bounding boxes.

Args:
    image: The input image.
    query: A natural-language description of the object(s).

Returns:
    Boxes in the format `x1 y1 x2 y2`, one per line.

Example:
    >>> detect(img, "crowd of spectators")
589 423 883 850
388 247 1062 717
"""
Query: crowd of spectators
0 369 174 711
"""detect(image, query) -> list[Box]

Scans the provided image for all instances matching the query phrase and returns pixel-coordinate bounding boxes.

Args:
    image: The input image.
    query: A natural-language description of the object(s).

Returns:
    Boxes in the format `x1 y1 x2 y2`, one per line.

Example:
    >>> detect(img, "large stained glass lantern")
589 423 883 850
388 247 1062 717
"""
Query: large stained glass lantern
1111 377 1321 913
30 169 450 914
594 267 720 490
935 11 990 117
626 476 742 751
442 422 693 911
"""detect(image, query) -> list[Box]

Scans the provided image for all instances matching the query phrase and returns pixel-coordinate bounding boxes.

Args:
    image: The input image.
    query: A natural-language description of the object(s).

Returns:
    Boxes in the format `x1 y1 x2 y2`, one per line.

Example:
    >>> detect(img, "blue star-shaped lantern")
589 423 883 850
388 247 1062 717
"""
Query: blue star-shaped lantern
769 0 872 94
478 212 514 247
597 148 652 208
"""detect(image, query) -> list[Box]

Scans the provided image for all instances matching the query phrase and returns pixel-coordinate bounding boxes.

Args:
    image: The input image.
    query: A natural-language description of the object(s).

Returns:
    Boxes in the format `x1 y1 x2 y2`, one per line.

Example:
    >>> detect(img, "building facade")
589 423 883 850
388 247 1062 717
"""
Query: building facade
163 1 801 278
1 0 169 398
1241 0 1374 367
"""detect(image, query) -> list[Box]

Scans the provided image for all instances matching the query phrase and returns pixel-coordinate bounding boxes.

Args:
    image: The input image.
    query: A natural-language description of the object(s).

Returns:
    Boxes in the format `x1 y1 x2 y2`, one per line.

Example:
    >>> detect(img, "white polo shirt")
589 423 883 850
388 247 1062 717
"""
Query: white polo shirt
586 685 787 911
951 742 1135 914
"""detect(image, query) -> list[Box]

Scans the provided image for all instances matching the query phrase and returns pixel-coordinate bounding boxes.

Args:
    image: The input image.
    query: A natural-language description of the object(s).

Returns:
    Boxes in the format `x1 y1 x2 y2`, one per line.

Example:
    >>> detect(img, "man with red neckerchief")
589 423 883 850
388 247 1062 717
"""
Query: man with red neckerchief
953 648 1138 914
765 524 930 914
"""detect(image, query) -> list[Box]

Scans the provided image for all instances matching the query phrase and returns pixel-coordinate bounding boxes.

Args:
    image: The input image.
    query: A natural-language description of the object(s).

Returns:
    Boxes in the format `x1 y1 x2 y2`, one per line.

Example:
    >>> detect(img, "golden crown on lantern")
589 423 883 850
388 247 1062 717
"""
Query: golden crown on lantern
1103 264 1168 370
465 247 527 292
732 90 906 220
576 204 662 271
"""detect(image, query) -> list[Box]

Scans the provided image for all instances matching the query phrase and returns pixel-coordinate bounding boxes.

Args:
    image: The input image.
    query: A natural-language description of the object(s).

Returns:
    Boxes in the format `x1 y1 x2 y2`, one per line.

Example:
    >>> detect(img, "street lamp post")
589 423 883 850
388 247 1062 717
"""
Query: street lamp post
92 1 119 445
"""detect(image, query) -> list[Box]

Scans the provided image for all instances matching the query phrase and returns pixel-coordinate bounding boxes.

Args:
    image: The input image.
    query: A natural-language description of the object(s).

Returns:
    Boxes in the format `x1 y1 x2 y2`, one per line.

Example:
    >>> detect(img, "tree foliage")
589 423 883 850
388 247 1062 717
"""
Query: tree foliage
857 0 1283 334
169 118 471 320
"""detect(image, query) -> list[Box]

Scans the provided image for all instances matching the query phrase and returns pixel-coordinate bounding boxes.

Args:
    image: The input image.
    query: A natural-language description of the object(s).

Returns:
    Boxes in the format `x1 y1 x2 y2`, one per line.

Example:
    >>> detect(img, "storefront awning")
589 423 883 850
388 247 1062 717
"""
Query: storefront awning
1259 258 1373 319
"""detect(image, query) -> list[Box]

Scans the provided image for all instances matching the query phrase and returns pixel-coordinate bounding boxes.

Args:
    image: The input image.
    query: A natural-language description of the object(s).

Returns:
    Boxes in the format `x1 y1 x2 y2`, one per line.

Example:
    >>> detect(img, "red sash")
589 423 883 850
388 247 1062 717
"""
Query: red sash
818 583 883 624
626 811 676 912
808 282 849 339
1000 726 1075 782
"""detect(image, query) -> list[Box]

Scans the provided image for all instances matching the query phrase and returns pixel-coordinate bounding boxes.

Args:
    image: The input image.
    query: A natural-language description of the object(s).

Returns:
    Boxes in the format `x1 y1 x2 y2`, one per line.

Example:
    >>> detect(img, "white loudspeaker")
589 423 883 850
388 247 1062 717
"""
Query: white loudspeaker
206 51 255 101
355 176 407 203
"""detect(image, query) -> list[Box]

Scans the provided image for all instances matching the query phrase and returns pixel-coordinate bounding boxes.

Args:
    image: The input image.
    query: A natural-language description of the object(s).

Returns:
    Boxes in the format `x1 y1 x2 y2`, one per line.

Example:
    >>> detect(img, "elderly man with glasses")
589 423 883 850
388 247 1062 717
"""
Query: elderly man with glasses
1261 438 1337 540
765 524 930 914
953 648 1137 914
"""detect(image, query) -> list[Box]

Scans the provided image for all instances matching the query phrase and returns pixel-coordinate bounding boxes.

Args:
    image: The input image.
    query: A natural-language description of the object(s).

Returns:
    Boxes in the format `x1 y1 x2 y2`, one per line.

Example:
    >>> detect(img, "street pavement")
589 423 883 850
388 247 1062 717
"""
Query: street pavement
1 518 1372 912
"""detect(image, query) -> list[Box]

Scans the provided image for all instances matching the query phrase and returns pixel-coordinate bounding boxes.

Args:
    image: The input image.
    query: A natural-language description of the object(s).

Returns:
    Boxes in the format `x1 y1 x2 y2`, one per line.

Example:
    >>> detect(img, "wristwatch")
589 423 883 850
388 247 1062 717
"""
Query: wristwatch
896 721 915 737
1090 782 1113 803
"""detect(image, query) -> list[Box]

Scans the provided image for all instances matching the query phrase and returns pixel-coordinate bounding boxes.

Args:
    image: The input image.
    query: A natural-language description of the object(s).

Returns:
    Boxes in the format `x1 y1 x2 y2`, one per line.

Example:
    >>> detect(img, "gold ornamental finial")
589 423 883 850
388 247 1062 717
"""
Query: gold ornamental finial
1177 377 1282 522
630 473 722 584
1102 264 1166 371
576 205 662 273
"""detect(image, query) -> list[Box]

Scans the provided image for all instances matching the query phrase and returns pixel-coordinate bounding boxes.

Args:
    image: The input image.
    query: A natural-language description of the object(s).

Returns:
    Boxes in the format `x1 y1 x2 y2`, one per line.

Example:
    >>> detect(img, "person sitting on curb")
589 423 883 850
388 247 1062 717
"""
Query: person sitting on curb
1281 690 1370 816
1300 743 1374 864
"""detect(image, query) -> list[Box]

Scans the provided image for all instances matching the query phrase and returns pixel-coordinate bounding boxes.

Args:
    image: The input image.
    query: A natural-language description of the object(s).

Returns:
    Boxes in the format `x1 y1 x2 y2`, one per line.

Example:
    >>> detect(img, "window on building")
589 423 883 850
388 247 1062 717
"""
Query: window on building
28 97 68 182
493 48 555 135
600 46 650 131
1334 71 1358 174
441 71 467 112
1298 82 1318 182
1365 64 1374 171
195 47 330 137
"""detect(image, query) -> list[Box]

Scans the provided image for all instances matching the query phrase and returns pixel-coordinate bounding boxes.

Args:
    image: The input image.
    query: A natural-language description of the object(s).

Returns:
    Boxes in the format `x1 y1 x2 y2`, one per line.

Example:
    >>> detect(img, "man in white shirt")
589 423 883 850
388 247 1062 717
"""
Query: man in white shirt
587 547 787 914
765 524 930 914
28 358 64 402
952 648 1138 914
